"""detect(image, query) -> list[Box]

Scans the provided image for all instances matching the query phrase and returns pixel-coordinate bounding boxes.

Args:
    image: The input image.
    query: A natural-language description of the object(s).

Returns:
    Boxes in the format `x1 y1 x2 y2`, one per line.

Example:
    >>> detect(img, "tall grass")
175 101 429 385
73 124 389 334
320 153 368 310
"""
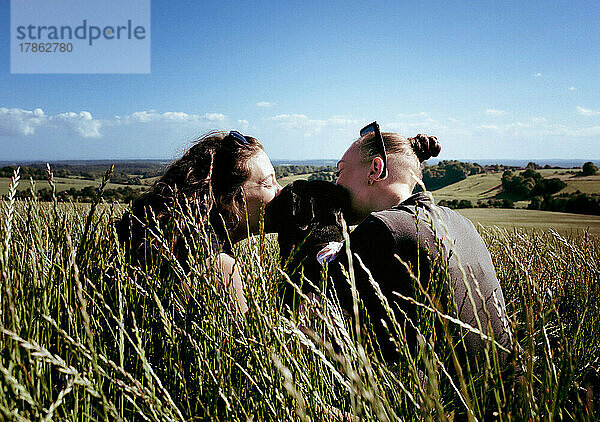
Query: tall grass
1 167 599 421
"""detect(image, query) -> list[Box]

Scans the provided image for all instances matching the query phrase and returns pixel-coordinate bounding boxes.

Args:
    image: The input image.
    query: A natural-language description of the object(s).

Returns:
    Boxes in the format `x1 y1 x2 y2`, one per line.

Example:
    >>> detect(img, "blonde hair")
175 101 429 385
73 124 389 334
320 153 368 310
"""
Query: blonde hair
358 132 441 188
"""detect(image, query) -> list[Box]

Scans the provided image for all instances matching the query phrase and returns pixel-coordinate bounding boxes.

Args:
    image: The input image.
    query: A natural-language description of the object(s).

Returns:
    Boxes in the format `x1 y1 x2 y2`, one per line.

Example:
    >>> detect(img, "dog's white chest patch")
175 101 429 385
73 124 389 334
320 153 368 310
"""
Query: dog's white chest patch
316 241 344 264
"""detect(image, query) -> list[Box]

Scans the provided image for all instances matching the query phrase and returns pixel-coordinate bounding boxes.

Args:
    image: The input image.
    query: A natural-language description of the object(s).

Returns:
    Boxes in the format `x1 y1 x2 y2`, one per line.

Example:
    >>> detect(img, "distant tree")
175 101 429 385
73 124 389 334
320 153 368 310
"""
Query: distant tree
537 178 567 195
503 168 565 198
502 198 514 209
522 168 542 181
307 171 336 182
564 193 600 214
445 163 468 181
528 196 542 210
421 160 482 190
582 161 598 176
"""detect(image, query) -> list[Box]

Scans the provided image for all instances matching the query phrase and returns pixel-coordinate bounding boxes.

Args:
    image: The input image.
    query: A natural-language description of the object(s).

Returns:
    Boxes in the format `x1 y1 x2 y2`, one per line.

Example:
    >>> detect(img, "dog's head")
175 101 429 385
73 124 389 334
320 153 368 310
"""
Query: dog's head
265 180 351 258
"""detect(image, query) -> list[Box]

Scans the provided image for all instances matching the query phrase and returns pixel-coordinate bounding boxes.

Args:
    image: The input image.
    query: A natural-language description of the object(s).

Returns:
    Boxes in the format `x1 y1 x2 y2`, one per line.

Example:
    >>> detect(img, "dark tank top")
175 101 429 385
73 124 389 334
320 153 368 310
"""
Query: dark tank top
330 192 512 365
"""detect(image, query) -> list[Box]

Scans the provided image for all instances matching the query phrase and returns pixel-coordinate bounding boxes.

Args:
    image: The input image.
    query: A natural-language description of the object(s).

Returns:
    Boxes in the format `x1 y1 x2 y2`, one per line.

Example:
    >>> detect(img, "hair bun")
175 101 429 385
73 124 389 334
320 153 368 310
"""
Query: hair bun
410 134 441 162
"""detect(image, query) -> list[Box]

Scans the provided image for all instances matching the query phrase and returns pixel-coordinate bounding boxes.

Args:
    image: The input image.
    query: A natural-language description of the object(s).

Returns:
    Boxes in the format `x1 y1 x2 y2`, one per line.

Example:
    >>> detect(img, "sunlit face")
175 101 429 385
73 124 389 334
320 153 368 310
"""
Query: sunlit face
240 149 283 235
336 143 372 224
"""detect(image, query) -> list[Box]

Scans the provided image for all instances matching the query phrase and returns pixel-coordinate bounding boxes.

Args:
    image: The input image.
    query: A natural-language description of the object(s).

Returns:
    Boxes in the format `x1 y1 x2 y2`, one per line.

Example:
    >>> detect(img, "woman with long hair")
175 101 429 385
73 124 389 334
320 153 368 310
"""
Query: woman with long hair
116 130 282 312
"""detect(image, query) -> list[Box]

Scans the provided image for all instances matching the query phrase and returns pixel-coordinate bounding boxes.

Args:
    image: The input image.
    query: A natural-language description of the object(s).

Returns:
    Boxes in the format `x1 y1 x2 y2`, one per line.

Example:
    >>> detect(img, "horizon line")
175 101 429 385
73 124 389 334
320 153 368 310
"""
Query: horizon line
1 157 598 165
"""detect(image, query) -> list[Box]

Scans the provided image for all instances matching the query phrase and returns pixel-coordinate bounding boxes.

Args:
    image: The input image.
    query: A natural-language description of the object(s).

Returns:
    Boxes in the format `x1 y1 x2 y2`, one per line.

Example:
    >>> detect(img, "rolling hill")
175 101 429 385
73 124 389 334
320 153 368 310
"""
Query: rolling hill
431 169 600 206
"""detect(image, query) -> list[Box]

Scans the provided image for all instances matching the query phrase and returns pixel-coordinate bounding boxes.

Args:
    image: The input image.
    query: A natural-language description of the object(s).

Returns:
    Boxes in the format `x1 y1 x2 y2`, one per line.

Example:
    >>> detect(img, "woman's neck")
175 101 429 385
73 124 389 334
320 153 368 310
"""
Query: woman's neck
372 182 413 211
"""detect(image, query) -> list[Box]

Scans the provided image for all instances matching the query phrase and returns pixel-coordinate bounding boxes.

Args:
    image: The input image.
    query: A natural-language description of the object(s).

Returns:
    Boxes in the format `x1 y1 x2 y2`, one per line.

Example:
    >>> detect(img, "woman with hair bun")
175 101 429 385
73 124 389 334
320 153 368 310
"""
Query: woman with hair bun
116 130 282 313
332 122 513 367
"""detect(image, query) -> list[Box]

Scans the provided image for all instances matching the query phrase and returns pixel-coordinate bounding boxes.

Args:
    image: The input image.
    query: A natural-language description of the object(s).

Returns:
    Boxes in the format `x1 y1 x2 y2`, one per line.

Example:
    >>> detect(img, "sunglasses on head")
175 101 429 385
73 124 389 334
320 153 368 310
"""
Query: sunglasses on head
225 130 249 145
360 121 387 179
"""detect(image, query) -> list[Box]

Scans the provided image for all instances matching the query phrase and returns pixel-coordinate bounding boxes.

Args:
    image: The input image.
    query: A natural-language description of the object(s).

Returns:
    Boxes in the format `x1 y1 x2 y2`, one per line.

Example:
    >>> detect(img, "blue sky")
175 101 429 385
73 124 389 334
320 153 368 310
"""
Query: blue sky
1 0 599 161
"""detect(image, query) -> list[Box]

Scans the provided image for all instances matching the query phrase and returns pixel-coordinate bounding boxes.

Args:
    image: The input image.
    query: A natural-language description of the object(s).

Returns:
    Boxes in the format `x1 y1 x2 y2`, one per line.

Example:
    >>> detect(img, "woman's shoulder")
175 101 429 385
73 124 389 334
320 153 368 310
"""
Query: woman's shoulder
217 252 236 269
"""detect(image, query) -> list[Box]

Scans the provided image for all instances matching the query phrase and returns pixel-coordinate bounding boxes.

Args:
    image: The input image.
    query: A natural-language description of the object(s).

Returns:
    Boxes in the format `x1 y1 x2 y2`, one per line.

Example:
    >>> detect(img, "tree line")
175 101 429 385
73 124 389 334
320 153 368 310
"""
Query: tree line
13 186 145 203
501 168 566 198
0 163 164 184
274 165 335 178
438 164 600 216
4 161 598 213
421 160 485 190
292 161 490 189
528 192 600 215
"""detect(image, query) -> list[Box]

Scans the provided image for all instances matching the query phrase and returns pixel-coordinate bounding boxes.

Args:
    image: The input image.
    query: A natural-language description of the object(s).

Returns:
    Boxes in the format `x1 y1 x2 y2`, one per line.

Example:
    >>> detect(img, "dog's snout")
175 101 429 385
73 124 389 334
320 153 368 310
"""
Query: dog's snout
263 200 277 233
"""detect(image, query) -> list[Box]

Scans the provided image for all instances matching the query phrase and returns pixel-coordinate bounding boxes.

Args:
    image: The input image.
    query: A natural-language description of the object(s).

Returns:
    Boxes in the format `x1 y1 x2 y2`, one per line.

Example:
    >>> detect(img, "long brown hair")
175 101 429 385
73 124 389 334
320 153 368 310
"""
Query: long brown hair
116 131 263 269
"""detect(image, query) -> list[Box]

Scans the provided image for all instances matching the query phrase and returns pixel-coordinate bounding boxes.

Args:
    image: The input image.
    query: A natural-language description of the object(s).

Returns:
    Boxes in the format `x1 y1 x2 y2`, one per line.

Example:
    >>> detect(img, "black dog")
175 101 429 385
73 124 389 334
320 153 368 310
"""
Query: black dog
264 180 351 308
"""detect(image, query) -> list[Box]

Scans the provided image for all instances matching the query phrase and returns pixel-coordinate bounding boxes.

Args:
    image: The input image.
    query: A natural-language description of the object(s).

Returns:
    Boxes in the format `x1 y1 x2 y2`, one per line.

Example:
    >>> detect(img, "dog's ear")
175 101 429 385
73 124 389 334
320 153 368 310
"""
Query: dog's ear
291 184 315 231
308 181 351 228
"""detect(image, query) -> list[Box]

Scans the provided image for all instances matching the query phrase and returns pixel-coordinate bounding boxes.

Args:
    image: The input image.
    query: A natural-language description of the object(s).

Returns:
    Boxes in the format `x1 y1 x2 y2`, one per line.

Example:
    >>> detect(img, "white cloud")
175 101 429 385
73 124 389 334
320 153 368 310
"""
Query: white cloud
271 113 308 121
268 114 360 138
0 107 236 142
269 114 322 137
397 112 429 119
568 86 577 91
204 112 225 121
0 107 103 138
533 72 543 78
0 107 46 136
127 110 158 123
326 117 360 125
123 110 226 123
162 111 197 121
256 101 274 108
485 108 507 116
577 106 600 116
541 124 600 138
54 111 102 138
472 116 600 139
477 124 500 130
237 119 249 130
270 113 309 127
386 111 439 133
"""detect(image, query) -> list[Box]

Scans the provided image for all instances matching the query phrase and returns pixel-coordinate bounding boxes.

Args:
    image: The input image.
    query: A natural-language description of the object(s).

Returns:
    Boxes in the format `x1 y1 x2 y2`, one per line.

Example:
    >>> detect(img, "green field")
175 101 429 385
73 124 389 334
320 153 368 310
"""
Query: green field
432 169 600 205
278 172 313 186
458 207 600 235
4 166 599 198
1 196 598 420
537 170 600 195
0 176 147 194
2 167 599 237
432 172 504 202
0 172 309 194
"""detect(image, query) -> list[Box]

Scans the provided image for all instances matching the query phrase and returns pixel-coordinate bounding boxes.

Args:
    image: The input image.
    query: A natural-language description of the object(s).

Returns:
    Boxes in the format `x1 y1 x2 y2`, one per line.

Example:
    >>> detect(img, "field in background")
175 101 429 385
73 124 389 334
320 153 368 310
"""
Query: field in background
432 172 505 202
278 173 313 186
432 170 600 205
2 165 600 235
458 208 600 235
537 169 600 195
2 165 599 196
0 176 148 193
